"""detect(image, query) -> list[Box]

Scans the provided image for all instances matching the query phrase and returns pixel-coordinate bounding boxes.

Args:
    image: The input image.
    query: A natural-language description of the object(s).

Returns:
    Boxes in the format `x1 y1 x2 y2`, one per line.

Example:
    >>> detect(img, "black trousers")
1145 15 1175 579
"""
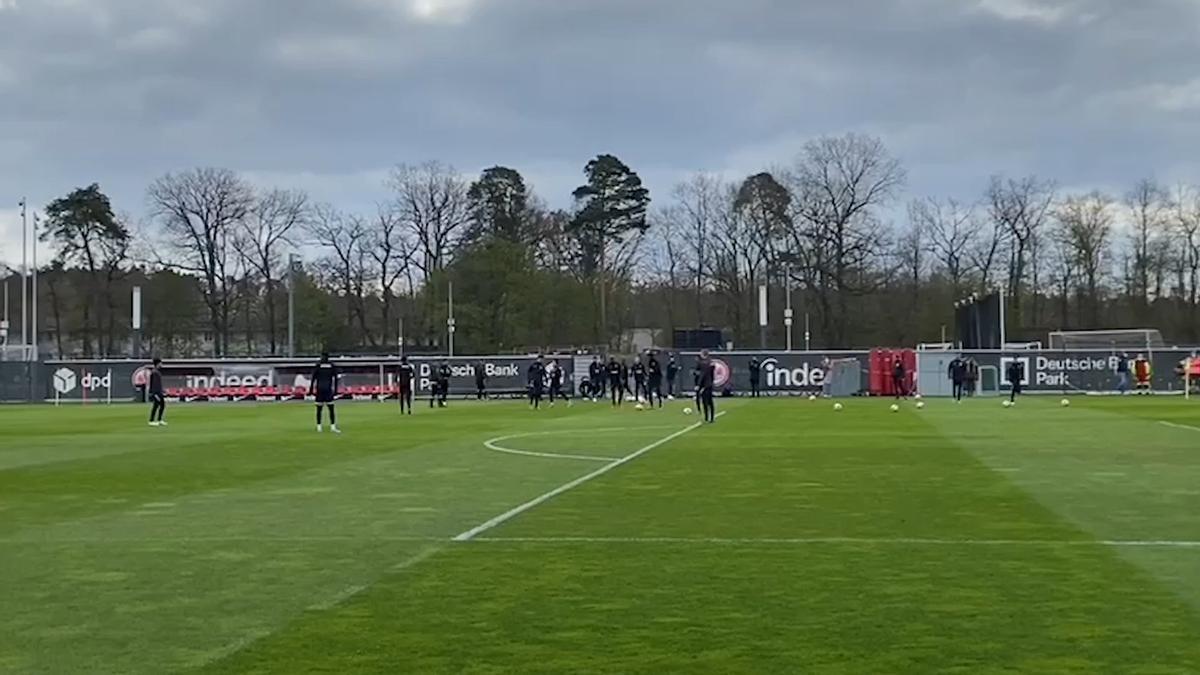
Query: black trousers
149 393 166 422
1010 381 1022 402
750 378 761 398
647 378 663 407
609 379 622 406
699 386 716 422
399 387 413 412
952 380 964 400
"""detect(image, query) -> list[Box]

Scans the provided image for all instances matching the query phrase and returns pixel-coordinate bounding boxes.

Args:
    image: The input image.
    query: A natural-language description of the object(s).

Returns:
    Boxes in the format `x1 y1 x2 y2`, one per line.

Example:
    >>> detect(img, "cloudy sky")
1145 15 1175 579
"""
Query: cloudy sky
2 0 1200 264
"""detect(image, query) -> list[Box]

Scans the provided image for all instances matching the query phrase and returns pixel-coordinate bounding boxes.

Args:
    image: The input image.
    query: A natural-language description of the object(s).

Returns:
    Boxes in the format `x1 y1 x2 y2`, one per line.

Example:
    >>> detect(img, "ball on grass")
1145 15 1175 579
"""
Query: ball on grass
808 394 817 402
916 401 925 410
635 403 645 411
683 407 694 415
914 394 923 400
890 404 900 412
1061 398 1071 407
833 403 844 411
1003 400 1013 408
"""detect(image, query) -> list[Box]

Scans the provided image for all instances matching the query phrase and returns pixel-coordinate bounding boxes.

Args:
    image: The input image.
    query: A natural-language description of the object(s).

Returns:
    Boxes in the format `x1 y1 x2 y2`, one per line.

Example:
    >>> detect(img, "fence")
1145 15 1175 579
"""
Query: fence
2 348 1197 403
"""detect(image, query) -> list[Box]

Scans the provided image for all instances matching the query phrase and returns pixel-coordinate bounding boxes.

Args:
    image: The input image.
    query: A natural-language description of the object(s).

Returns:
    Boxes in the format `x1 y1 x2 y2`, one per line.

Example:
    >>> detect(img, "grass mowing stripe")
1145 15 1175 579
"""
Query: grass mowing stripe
454 412 726 541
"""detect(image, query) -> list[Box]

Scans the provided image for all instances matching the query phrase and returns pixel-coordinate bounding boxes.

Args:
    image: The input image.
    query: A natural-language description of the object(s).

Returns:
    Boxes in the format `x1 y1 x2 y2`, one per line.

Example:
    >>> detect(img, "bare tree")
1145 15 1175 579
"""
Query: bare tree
232 188 309 354
367 204 412 346
667 173 726 324
911 197 975 293
307 205 374 345
1125 179 1168 316
785 133 906 345
986 175 1055 323
147 168 254 356
1056 192 1114 326
1169 185 1200 339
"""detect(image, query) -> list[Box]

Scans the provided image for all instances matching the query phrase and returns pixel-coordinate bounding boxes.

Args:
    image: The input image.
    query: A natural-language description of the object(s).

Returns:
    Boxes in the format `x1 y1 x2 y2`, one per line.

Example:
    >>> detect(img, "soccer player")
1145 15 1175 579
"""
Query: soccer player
647 351 663 408
475 361 487 400
311 351 341 433
1116 352 1131 395
438 361 451 407
607 356 623 407
588 356 605 402
632 357 647 403
748 356 762 398
892 356 906 399
1006 358 1024 404
620 359 631 402
528 356 546 409
666 354 679 400
397 356 415 415
965 358 978 397
147 357 167 427
697 349 717 423
948 356 967 402
548 360 569 407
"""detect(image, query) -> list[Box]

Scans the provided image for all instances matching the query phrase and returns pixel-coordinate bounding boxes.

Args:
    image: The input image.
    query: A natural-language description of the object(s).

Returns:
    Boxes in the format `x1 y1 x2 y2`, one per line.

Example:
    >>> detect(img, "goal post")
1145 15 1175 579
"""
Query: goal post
1048 329 1163 352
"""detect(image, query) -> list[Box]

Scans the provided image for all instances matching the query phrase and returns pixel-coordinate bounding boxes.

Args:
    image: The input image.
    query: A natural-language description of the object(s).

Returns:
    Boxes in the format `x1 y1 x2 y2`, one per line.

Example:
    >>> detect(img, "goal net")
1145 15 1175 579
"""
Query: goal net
1048 329 1164 352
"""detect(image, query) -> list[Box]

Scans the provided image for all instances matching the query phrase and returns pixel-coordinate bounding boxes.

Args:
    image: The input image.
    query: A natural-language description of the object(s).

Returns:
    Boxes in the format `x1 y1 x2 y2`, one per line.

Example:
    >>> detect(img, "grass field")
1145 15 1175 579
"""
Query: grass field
4 394 1200 673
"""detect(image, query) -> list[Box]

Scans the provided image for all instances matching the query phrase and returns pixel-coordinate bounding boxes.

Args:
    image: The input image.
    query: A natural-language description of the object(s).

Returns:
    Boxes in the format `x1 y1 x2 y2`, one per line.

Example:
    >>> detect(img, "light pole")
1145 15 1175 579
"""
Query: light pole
287 253 300 358
18 198 27 350
784 264 794 352
31 211 38 360
447 280 456 357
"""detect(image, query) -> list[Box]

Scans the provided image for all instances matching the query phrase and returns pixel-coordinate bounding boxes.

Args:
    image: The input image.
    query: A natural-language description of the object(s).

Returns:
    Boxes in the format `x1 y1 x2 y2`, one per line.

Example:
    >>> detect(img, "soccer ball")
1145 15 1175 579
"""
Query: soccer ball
683 407 694 415
1061 398 1071 407
890 404 900 413
1003 400 1013 408
833 403 844 411
914 394 923 400
635 403 645 411
916 401 925 410
808 395 817 402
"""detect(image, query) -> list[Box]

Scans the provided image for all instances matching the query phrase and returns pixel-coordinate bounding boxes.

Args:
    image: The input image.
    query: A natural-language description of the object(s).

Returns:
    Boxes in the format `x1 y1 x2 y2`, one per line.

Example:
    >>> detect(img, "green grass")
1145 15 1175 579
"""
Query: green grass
3 394 1200 673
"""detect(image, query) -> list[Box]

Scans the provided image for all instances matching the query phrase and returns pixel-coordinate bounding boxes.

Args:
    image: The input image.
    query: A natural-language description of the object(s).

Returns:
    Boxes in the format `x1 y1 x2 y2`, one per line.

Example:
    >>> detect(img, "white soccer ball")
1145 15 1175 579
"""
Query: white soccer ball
890 404 900 412
914 394 923 400
1061 398 1071 407
1003 400 1013 408
833 403 844 411
683 407 694 415
808 395 817 402
635 403 645 411
916 401 925 410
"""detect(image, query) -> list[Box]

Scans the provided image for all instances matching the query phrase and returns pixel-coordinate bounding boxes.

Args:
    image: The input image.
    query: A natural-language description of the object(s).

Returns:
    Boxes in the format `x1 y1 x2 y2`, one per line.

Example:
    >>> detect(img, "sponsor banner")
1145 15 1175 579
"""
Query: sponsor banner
41 356 574 401
986 350 1192 392
678 351 870 393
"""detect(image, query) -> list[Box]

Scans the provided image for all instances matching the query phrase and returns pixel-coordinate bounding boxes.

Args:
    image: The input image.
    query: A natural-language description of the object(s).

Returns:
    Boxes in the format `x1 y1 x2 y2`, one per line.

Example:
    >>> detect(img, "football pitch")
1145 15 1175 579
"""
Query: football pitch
3 395 1200 673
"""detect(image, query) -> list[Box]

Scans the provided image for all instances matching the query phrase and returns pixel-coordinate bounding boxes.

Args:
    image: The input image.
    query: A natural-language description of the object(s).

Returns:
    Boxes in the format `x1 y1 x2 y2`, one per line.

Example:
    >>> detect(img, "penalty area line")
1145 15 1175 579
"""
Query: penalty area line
461 536 1200 548
454 412 726 542
1160 421 1200 433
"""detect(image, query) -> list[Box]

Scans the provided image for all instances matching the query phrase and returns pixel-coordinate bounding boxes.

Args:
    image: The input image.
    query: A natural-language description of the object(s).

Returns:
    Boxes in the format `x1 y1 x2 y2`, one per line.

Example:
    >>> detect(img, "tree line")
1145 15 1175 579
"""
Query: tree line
7 132 1200 359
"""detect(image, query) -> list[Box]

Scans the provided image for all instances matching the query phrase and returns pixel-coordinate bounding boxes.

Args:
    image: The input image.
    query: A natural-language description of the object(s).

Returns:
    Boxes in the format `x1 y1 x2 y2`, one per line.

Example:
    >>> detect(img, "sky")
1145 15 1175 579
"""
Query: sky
2 0 1200 266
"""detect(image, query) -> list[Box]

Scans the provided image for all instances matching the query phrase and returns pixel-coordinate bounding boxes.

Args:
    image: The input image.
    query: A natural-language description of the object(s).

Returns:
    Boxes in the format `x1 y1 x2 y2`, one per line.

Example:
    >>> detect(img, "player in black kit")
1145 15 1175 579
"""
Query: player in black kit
666 354 679 399
632 357 647 403
310 352 341 433
588 356 605 402
147 357 167 427
697 350 717 423
397 356 415 415
528 357 546 409
607 357 623 407
748 357 762 398
948 356 967 402
646 352 663 408
475 361 487 400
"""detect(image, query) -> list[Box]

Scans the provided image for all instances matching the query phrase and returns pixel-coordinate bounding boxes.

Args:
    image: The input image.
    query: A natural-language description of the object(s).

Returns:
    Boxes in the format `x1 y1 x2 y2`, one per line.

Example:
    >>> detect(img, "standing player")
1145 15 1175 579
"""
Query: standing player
147 357 167 427
620 359 631 402
397 356 415 415
548 360 570 407
666 354 679 400
748 356 762 398
588 356 605 402
948 356 967 402
965 358 978 397
311 352 341 433
646 351 663 408
528 356 546 409
1006 358 1024 404
632 356 647 403
697 349 717 423
1115 352 1131 395
892 356 907 400
607 356 623 407
475 361 488 400
435 360 451 408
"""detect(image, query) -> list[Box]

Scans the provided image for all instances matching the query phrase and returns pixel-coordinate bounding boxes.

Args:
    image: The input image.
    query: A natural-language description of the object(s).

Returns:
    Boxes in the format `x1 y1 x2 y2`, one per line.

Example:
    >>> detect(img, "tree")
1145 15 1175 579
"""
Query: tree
367 205 412 347
570 154 651 342
734 172 792 265
986 175 1055 325
42 184 130 356
465 166 533 246
307 205 373 347
389 161 470 344
910 197 975 293
232 188 309 354
147 168 253 356
1126 179 1168 317
667 173 725 324
1056 192 1114 326
786 133 906 346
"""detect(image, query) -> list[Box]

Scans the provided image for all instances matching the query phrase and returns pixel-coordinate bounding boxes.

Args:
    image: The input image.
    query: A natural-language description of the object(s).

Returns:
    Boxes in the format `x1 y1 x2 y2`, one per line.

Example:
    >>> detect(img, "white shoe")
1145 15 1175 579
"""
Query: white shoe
331 426 342 434
158 421 168 427
317 425 323 433
148 421 159 427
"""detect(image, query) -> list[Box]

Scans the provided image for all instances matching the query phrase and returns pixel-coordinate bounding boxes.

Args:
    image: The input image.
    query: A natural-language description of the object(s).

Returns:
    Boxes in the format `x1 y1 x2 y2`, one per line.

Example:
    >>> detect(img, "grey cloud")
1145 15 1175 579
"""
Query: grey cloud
2 0 1200 263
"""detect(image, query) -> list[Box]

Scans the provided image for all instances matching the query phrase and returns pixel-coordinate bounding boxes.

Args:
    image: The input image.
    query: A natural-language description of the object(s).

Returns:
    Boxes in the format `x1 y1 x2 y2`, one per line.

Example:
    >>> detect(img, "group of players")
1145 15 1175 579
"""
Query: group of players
143 348 725 430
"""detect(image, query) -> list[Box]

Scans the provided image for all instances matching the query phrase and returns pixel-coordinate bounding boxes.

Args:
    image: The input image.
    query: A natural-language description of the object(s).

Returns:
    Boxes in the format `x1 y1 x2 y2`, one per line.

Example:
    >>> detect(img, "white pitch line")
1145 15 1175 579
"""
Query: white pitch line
483 426 678 463
454 413 726 542
464 536 1200 548
1160 421 1200 432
